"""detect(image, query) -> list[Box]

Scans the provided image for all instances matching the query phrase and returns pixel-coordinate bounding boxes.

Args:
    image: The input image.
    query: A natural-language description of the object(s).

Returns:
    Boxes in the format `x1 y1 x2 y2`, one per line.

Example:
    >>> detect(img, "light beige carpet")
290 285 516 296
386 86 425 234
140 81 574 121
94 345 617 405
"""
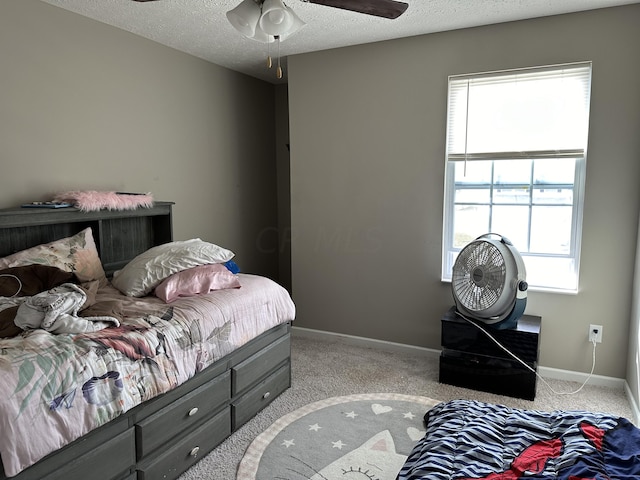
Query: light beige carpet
179 330 634 480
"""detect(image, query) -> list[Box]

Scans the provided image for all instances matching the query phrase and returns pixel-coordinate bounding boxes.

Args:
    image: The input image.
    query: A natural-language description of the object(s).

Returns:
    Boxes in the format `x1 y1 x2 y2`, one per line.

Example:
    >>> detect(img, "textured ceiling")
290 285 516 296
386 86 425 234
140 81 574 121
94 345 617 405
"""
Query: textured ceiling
41 0 640 84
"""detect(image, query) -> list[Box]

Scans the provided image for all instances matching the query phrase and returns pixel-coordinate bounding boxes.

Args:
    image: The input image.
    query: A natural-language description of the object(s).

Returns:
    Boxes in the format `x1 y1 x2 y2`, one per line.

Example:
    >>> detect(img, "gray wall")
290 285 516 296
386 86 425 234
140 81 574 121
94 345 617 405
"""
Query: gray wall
275 84 292 293
0 0 279 279
288 5 640 383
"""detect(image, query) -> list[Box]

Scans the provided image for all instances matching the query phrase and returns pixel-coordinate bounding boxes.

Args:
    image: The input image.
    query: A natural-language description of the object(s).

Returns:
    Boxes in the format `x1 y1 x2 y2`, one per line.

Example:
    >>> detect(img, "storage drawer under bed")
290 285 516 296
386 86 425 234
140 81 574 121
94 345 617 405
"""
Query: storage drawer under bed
232 334 290 395
136 407 231 480
47 428 135 480
2 419 134 480
135 370 231 459
232 362 291 430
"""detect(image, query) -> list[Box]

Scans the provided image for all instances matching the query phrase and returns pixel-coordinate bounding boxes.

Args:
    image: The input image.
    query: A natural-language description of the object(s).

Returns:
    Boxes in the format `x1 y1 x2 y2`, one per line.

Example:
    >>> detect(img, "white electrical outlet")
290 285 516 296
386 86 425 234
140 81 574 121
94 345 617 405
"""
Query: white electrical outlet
589 324 603 343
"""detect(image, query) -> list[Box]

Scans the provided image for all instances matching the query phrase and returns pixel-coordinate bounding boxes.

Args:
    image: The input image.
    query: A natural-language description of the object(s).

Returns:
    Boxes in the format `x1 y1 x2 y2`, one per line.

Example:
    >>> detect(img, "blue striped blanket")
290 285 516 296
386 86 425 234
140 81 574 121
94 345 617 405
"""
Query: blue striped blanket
397 399 640 480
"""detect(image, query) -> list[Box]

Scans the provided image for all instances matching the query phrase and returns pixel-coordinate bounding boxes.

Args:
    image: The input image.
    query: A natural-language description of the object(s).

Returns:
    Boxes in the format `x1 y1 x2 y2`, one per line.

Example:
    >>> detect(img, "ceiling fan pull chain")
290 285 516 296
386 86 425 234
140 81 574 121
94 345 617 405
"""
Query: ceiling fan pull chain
276 35 283 79
267 37 273 68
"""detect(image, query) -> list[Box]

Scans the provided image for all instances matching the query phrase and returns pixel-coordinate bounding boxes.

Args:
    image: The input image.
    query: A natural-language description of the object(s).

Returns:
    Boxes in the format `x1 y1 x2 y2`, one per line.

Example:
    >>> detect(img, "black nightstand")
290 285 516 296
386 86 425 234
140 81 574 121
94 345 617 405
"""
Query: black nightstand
439 306 541 400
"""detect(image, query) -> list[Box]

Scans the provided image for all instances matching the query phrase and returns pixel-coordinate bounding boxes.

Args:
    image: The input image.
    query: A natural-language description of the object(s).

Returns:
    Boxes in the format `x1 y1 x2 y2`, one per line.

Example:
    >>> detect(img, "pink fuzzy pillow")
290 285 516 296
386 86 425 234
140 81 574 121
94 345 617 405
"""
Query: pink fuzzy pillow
54 191 153 212
154 264 241 303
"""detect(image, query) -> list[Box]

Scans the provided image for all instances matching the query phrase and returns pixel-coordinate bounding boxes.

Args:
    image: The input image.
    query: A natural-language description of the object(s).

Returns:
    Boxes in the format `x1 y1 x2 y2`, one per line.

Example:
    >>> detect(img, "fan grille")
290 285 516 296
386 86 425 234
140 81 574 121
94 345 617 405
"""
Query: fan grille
452 240 506 312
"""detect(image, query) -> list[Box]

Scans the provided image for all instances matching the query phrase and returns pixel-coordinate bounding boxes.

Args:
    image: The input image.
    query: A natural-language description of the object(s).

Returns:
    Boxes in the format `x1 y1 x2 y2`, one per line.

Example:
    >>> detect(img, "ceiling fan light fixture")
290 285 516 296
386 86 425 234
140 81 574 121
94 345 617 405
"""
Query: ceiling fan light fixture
250 26 277 43
280 7 306 38
226 0 262 37
226 0 306 78
259 0 294 35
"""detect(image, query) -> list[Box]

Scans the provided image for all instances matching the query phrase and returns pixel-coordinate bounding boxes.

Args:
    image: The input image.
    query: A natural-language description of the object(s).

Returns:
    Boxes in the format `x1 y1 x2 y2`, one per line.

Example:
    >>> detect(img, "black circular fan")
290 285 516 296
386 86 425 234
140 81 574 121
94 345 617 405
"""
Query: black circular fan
452 234 528 329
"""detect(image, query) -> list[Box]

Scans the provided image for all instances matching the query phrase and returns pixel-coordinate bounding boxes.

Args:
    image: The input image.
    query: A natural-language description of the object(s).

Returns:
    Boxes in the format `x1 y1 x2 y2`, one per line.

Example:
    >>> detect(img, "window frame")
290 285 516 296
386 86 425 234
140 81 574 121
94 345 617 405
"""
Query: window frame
441 62 592 293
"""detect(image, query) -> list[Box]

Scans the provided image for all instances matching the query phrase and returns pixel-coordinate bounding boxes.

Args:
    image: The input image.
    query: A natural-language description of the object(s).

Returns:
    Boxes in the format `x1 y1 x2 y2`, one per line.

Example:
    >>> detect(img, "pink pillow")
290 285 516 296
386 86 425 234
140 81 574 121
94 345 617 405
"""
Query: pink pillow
154 264 241 303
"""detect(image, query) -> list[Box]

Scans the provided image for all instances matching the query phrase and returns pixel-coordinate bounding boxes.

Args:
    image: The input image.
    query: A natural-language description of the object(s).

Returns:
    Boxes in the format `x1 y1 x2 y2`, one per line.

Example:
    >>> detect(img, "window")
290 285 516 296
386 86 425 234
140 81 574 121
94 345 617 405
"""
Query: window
442 62 592 292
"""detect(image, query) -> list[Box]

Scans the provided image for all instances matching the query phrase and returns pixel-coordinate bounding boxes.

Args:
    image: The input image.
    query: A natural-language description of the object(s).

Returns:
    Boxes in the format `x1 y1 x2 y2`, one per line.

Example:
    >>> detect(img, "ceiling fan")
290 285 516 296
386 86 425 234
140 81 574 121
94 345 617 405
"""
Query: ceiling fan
131 0 409 20
302 0 408 19
132 0 408 79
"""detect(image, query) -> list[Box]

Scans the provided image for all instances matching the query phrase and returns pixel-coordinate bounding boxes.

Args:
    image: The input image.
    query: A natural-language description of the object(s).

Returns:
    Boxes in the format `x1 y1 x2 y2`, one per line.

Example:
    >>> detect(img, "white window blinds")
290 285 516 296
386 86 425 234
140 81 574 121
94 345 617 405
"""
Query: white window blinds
446 62 592 161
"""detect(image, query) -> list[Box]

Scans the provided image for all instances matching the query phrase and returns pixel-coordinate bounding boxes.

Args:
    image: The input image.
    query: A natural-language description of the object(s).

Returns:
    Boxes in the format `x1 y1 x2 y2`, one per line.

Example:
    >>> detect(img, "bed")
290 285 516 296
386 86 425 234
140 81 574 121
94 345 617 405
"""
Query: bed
0 202 295 480
397 399 640 480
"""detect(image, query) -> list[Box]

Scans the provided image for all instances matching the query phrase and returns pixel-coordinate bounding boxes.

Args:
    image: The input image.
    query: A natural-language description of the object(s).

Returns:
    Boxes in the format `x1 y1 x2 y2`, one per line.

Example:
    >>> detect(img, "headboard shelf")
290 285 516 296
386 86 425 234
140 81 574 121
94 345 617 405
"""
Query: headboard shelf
0 201 174 276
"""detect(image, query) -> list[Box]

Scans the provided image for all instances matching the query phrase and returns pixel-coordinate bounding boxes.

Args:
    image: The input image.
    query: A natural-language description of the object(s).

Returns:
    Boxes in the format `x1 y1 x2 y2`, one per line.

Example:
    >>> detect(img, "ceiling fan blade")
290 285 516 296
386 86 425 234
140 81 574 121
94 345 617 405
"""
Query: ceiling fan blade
306 0 408 19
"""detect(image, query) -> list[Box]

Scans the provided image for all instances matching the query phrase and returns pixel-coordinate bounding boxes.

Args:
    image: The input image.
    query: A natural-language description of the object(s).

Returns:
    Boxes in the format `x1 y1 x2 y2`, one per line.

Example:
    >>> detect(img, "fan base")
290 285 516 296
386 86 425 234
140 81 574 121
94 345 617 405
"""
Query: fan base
487 315 518 330
456 297 527 330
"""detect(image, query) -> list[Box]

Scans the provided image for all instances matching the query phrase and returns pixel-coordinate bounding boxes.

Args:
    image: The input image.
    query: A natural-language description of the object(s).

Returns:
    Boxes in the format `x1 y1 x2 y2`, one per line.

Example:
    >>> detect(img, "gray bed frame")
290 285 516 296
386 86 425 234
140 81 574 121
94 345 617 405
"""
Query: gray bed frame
0 202 291 480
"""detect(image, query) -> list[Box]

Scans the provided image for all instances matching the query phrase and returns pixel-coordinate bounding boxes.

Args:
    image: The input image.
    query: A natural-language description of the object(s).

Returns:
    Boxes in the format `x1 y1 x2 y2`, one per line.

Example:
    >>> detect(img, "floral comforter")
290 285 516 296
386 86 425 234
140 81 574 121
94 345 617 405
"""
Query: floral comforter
0 274 295 477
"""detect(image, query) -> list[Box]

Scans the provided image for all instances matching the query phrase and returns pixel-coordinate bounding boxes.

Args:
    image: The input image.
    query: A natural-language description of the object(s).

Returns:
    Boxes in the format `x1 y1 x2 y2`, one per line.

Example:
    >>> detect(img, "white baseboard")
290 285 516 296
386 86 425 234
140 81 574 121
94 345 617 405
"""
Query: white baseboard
537 365 624 389
292 326 639 423
292 326 441 358
625 382 640 426
292 326 623 386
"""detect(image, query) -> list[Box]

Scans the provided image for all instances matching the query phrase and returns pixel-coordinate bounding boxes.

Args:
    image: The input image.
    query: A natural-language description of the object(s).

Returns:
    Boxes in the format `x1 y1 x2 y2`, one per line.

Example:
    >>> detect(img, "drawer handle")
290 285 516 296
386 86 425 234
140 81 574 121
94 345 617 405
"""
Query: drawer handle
262 391 271 400
190 446 200 457
188 407 199 417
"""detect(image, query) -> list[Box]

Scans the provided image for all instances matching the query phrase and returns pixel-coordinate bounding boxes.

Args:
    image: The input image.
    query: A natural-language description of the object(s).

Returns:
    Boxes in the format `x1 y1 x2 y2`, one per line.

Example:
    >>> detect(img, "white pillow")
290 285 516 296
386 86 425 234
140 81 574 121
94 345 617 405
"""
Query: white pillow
111 239 234 297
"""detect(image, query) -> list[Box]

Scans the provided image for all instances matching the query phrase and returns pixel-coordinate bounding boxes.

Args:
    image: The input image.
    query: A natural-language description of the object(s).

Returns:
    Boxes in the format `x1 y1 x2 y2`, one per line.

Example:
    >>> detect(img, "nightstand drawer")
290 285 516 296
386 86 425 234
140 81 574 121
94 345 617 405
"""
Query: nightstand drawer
136 407 231 480
136 370 230 458
439 350 537 400
232 362 290 430
441 307 541 363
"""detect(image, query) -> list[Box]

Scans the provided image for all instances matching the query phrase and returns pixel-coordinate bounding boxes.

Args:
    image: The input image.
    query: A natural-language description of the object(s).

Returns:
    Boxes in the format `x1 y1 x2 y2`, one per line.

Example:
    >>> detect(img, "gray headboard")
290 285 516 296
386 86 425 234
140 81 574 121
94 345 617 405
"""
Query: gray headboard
0 202 173 277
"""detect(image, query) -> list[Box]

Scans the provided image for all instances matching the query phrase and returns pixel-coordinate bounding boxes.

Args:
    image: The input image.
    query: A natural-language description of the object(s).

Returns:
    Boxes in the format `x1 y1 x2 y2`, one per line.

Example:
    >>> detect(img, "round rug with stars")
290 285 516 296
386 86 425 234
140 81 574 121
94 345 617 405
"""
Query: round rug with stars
236 393 441 480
